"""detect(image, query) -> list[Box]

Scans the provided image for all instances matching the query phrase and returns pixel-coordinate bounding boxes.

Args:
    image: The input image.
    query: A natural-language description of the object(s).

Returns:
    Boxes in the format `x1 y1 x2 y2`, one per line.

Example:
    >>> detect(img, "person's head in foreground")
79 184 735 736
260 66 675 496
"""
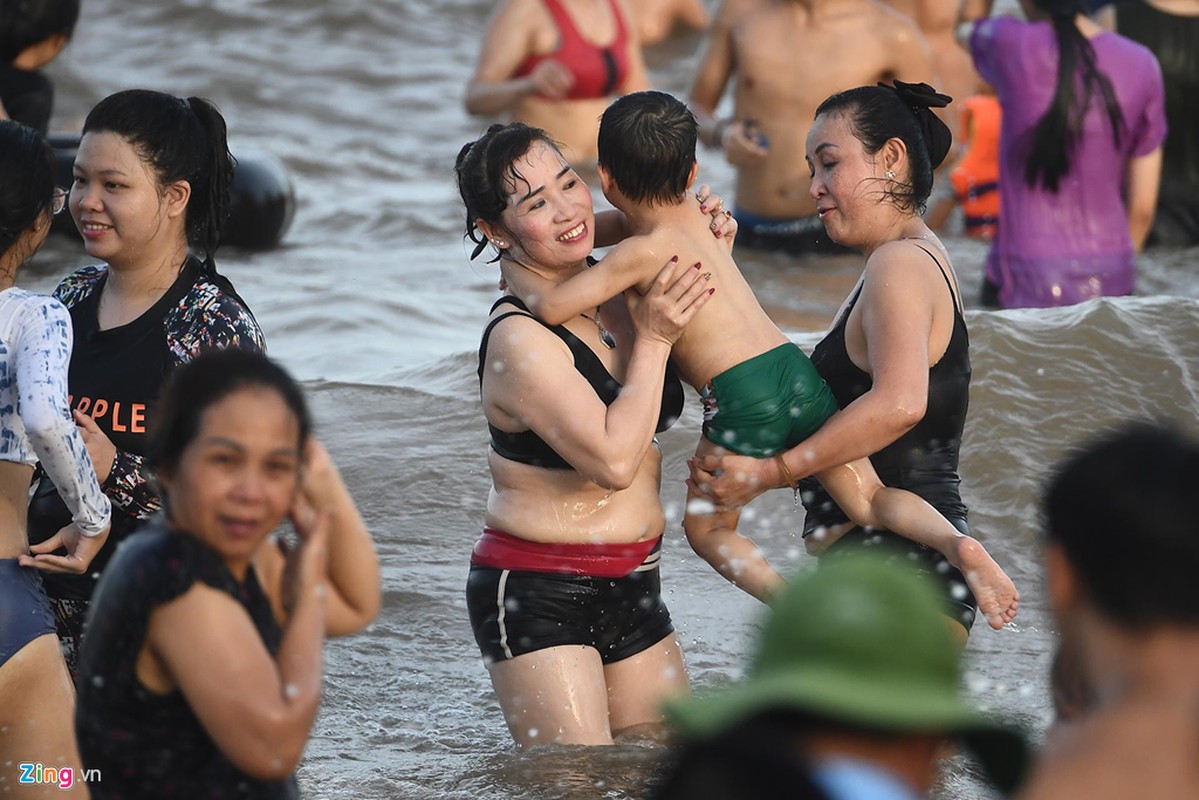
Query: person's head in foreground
1044 421 1199 707
1045 419 1199 630
149 347 311 571
660 554 1028 799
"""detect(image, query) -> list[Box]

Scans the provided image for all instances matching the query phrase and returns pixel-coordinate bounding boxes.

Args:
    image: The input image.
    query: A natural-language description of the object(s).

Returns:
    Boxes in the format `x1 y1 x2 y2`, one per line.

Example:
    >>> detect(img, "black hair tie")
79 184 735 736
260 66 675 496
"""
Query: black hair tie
880 80 954 170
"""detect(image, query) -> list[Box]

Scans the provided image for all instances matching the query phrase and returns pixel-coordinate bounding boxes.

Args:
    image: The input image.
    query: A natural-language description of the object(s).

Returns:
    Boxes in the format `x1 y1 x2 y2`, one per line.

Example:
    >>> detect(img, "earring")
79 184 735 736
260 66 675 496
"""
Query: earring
493 239 507 248
885 170 896 180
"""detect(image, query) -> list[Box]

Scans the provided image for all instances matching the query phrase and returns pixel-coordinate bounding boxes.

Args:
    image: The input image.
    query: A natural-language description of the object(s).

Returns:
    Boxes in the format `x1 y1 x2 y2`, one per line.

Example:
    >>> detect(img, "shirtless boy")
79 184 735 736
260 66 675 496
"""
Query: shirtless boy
505 91 1017 629
688 0 937 254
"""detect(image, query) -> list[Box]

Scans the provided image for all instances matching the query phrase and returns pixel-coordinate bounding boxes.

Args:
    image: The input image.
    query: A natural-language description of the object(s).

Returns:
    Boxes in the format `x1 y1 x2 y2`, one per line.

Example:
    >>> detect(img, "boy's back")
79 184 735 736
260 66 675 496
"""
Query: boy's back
614 201 787 389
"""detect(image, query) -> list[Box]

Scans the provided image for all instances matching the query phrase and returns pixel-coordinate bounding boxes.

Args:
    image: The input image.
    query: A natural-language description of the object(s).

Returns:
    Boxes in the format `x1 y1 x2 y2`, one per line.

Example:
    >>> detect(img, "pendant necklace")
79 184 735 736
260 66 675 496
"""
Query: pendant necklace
579 307 616 349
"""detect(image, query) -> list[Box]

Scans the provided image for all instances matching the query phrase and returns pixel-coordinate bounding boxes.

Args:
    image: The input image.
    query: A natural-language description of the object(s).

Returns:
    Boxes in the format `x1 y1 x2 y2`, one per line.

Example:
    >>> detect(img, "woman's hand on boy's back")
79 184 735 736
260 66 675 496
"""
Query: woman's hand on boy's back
626 256 713 347
696 184 738 250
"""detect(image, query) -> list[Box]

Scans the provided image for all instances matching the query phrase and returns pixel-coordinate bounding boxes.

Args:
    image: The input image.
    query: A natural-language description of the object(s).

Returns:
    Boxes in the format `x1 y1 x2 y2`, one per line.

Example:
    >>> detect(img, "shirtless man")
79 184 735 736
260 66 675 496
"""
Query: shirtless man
688 0 937 254
634 0 711 45
1023 423 1199 800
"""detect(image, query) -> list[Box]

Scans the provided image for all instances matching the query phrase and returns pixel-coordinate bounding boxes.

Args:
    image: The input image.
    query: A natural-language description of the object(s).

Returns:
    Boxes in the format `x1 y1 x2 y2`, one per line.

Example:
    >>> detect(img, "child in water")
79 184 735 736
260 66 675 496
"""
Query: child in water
504 90 1018 630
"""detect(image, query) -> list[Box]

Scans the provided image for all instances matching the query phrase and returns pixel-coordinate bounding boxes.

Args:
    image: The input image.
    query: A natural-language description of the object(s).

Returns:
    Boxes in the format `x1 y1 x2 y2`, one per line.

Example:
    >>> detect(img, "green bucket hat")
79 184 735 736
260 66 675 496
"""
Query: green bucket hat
666 554 1028 793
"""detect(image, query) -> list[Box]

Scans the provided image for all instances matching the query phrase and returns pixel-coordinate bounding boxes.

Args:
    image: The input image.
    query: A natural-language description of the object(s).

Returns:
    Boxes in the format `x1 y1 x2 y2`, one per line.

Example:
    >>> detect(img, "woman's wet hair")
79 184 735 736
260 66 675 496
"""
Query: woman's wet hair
1024 0 1124 192
0 0 80 63
598 90 697 207
1044 420 1199 628
454 122 561 261
0 119 55 260
82 89 235 267
148 348 311 479
814 82 953 214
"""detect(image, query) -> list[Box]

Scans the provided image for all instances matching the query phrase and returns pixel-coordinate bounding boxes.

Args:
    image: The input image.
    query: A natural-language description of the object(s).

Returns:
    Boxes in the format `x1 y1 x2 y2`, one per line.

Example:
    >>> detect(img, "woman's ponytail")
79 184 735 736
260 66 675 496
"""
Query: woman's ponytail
184 96 235 270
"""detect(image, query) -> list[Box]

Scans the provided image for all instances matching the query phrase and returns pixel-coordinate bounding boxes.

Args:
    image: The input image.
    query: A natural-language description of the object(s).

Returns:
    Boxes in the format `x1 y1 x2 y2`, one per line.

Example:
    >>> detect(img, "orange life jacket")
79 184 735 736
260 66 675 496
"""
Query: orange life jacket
949 94 1001 239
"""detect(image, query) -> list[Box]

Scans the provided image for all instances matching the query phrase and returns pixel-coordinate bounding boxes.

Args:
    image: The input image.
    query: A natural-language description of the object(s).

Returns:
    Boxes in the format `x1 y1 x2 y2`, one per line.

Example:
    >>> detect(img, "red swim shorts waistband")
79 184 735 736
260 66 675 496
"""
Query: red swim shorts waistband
471 527 661 578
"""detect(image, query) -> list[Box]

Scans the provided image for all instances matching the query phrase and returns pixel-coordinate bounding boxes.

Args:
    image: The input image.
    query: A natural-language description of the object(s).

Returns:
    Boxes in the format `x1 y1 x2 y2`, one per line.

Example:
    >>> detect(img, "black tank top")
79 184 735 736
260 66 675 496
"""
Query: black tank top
477 295 683 470
800 244 970 532
1114 1 1199 187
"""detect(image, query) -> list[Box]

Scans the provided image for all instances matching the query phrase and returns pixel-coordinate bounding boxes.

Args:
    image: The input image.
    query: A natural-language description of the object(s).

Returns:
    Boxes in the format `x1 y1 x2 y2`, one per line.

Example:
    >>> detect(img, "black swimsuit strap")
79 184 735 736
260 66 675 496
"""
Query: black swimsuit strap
477 296 620 398
908 242 963 318
477 312 533 382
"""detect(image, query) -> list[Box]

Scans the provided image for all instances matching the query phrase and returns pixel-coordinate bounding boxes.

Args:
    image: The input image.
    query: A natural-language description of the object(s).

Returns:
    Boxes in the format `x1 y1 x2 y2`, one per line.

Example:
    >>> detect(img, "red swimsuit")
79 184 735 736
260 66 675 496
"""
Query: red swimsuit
515 0 630 100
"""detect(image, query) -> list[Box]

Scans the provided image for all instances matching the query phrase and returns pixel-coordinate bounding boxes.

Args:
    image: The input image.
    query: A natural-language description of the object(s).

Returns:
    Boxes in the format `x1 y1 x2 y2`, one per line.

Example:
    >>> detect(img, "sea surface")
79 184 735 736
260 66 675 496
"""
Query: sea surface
25 1 1199 798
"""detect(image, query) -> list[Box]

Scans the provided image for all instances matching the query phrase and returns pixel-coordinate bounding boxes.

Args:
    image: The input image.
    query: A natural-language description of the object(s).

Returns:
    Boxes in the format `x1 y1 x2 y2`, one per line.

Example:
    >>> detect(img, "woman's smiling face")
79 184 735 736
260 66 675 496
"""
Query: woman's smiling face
496 140 595 269
70 131 187 267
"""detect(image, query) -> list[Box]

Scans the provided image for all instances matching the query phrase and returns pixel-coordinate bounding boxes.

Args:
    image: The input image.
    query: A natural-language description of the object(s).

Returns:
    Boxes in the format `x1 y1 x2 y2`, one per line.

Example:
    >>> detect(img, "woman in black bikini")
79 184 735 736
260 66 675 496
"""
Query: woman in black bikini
456 121 724 746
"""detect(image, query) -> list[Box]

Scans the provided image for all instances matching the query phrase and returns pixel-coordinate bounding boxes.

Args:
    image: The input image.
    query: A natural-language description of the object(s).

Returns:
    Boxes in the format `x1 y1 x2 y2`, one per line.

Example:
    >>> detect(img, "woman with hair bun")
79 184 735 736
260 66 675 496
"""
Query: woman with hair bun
691 82 1007 642
23 89 265 675
960 0 1167 308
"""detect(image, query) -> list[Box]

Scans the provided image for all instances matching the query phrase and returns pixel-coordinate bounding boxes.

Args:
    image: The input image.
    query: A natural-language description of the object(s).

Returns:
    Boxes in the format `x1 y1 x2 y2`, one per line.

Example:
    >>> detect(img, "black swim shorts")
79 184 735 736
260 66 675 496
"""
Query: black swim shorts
466 544 675 667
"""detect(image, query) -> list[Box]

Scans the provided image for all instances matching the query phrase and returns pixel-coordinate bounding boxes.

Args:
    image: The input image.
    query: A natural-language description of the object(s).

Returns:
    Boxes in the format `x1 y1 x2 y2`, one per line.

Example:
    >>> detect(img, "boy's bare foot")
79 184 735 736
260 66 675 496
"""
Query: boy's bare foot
954 536 1019 630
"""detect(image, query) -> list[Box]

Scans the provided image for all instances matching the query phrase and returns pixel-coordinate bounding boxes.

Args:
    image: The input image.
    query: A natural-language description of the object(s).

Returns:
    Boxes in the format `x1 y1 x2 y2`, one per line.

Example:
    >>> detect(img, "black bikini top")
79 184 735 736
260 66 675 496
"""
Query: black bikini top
477 295 683 470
